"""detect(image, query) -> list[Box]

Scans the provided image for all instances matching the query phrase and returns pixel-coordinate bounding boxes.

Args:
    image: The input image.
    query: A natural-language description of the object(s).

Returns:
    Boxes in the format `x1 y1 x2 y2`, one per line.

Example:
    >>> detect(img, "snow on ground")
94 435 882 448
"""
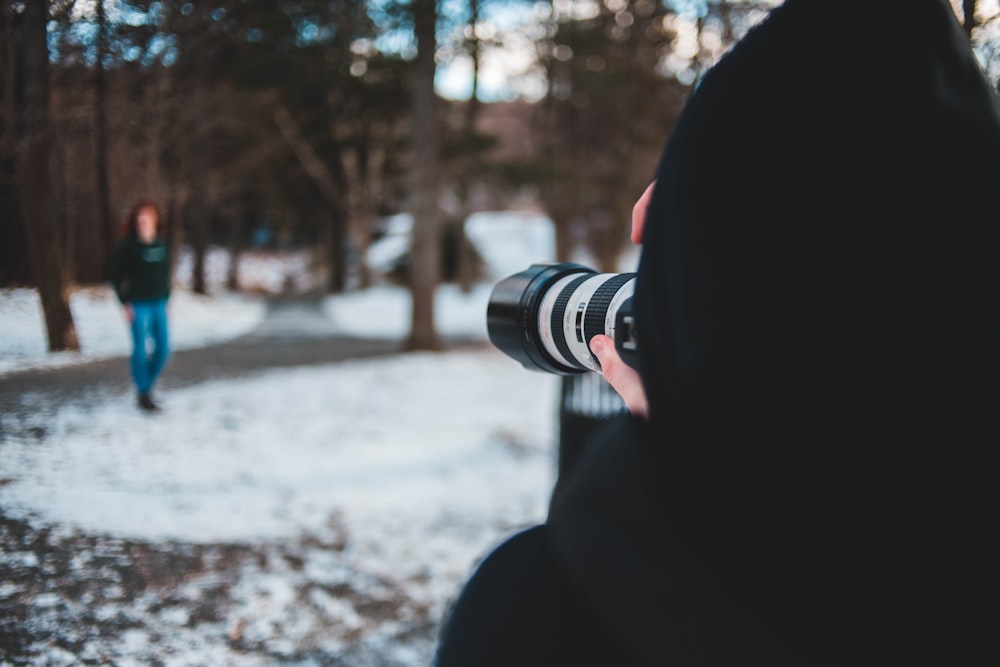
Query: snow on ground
0 244 317 376
0 287 266 376
1 347 560 665
0 350 558 545
0 280 495 376
0 210 578 665
321 283 493 341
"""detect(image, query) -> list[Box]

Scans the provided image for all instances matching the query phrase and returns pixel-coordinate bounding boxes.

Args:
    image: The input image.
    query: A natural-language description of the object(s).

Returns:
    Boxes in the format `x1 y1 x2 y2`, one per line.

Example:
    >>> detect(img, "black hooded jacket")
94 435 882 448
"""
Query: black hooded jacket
437 1 1000 664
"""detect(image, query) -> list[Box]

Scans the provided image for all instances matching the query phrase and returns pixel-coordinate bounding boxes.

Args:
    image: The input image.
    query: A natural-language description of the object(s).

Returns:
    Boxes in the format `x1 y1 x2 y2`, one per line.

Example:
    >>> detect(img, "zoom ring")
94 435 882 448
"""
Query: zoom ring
582 273 636 362
551 273 594 370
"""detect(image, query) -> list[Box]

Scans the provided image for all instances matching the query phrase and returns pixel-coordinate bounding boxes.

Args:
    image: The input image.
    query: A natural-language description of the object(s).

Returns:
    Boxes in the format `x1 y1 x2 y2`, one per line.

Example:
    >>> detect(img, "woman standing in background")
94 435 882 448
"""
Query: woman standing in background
109 200 171 412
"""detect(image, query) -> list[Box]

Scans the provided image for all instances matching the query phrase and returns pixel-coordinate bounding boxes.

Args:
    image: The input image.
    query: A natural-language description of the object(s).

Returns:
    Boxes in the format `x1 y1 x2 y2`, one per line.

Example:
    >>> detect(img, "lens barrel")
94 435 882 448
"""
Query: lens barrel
487 262 637 375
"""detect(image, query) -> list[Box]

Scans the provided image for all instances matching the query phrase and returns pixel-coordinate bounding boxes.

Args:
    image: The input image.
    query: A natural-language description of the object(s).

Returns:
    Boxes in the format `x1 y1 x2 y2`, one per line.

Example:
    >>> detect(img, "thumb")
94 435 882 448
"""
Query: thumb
590 334 623 380
590 335 649 417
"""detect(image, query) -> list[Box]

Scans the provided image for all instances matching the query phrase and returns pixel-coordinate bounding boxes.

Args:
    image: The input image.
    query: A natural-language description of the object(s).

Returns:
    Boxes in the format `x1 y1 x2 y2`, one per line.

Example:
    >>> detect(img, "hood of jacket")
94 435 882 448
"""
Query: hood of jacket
549 1 1000 662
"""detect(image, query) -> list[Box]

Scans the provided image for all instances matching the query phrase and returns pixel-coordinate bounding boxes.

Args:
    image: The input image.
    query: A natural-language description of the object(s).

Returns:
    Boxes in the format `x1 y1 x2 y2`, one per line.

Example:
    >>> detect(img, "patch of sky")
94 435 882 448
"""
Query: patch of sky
68 0 158 26
666 0 708 19
366 0 493 59
123 3 158 27
145 34 177 67
551 0 599 21
50 2 159 67
292 15 338 47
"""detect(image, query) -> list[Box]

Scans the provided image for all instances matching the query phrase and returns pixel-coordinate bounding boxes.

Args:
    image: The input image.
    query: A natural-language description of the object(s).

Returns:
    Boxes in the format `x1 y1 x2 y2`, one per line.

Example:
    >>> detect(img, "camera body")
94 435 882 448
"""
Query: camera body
487 262 639 375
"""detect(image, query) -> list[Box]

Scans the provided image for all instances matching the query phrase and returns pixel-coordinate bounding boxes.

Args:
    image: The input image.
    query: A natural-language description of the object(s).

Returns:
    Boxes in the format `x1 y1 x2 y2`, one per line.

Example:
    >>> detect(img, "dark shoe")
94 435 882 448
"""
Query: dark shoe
138 393 160 412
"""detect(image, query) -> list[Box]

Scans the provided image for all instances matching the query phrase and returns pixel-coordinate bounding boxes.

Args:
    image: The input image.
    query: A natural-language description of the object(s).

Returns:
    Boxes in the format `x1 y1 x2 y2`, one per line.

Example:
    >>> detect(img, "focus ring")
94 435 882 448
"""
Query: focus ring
551 273 594 371
582 273 636 362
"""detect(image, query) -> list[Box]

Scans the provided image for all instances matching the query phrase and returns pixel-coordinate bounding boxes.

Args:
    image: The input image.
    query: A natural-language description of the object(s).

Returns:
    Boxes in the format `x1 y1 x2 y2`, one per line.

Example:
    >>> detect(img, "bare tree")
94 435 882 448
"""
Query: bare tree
963 0 979 37
0 1 29 285
449 0 486 290
407 0 443 350
537 0 683 270
16 0 79 351
272 105 351 292
93 0 114 279
342 141 383 290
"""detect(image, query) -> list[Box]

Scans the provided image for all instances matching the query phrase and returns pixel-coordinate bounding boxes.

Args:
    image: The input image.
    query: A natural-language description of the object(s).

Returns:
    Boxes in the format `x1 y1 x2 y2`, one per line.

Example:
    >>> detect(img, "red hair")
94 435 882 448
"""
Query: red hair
121 200 164 239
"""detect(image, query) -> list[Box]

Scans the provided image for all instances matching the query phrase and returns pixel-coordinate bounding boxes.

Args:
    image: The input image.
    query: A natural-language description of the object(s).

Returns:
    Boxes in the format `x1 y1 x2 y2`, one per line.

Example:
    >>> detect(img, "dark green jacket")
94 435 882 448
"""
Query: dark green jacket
109 237 171 304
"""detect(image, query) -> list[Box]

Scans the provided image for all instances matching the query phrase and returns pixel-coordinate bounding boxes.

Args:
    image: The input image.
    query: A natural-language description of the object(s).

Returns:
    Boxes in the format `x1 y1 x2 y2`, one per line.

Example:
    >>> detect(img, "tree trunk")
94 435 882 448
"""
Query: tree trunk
0 2 30 286
406 0 443 350
328 207 347 293
963 0 978 37
57 136 74 281
166 192 185 279
93 0 114 280
17 0 79 351
273 105 349 293
187 193 209 295
344 145 377 290
551 209 573 263
454 0 481 292
226 209 245 292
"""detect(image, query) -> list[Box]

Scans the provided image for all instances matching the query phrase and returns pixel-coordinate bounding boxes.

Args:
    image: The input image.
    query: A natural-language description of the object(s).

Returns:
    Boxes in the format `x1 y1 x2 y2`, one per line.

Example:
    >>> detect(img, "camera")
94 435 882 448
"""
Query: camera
487 262 638 374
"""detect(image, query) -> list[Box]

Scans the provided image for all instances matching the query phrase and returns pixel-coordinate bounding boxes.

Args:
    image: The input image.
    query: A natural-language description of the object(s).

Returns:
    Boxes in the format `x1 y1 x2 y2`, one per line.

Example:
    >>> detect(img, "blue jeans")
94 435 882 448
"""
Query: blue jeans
130 298 170 395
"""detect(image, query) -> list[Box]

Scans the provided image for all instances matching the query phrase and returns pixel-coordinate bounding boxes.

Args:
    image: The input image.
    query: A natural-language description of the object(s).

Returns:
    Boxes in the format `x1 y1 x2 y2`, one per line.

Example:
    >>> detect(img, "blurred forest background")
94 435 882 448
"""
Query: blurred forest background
3 0 999 353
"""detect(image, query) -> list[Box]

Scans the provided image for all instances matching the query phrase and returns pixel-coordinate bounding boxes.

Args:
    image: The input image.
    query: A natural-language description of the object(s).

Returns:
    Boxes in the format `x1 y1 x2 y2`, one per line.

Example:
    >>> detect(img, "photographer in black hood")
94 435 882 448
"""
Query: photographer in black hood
435 0 1000 664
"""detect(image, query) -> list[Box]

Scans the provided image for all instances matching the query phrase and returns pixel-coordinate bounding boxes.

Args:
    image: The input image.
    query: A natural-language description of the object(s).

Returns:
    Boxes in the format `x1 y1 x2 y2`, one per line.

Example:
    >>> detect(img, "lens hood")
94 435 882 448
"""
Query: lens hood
487 263 594 374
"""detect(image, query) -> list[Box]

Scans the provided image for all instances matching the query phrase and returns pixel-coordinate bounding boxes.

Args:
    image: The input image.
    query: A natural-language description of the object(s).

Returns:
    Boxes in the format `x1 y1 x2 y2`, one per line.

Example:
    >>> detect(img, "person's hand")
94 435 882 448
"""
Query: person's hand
590 181 657 418
590 334 648 418
631 180 656 245
592 327 651 419
124 303 135 323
